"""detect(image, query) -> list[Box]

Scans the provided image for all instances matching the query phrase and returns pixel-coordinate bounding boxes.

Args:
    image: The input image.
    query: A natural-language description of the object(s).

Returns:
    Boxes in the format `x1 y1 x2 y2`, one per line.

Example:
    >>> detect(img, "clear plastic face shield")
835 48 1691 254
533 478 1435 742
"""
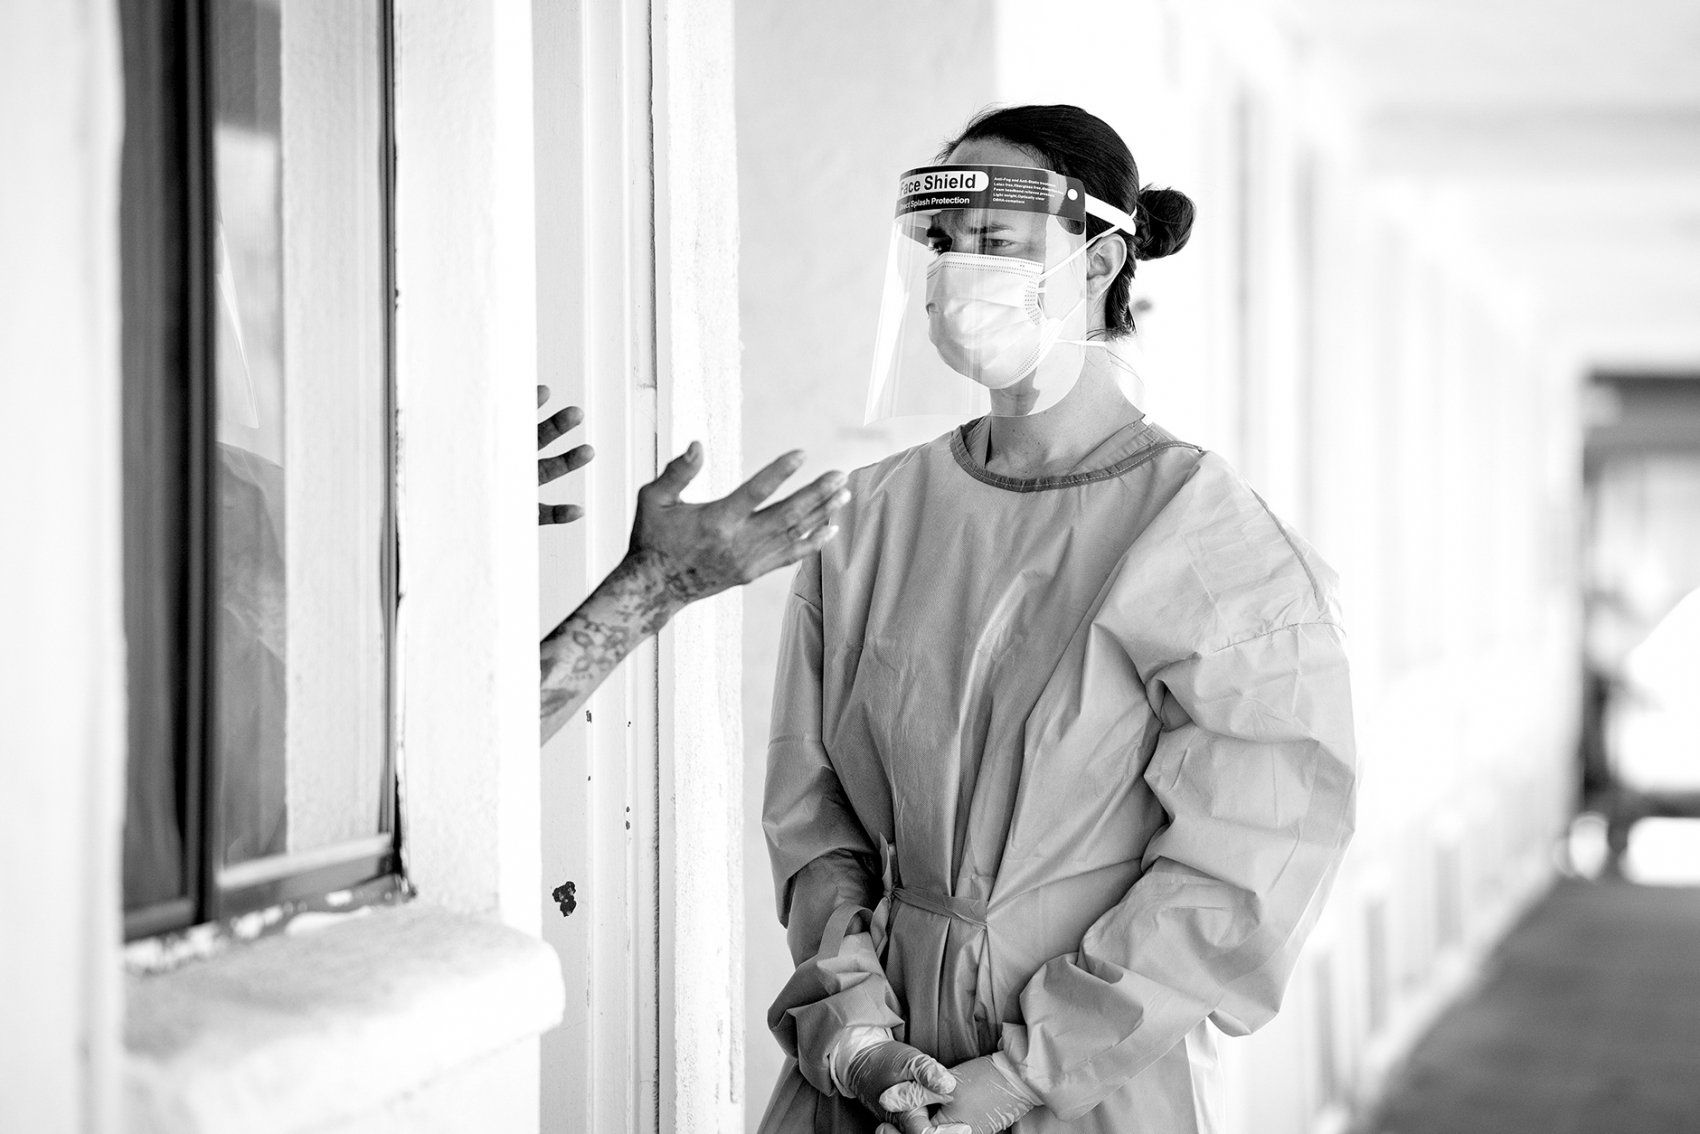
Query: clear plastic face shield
866 164 1138 423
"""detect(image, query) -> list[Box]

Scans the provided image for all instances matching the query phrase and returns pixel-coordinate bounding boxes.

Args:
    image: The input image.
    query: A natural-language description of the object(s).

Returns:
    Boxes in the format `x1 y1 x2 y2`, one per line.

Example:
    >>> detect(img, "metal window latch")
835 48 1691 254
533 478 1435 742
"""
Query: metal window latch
551 880 578 917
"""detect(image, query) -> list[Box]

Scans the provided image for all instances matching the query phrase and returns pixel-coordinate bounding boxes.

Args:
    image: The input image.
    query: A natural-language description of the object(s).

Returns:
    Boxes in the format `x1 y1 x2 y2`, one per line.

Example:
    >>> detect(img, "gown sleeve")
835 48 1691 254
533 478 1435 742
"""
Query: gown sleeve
763 555 904 1096
1002 617 1358 1121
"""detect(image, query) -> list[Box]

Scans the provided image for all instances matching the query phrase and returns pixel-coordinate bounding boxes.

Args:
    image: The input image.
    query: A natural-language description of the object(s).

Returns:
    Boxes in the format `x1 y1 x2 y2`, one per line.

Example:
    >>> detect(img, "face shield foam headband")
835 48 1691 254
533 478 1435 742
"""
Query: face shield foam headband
868 164 1142 423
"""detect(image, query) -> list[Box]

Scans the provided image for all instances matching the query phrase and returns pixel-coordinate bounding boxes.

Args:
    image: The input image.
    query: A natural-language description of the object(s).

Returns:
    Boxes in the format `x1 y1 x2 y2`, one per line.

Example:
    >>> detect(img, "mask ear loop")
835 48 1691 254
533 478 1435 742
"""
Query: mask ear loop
1037 193 1137 290
1075 192 1139 297
1011 193 1144 394
1036 190 1139 333
1049 195 1145 382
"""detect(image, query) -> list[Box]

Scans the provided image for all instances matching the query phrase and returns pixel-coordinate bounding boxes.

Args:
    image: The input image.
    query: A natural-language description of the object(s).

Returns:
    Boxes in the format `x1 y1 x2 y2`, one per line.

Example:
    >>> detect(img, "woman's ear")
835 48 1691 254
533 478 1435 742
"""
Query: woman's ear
1085 232 1129 299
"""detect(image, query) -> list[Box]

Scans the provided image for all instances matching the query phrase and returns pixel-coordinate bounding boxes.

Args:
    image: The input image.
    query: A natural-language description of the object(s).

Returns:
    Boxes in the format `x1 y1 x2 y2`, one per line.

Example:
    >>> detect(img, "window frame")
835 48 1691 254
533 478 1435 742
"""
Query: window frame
122 0 402 942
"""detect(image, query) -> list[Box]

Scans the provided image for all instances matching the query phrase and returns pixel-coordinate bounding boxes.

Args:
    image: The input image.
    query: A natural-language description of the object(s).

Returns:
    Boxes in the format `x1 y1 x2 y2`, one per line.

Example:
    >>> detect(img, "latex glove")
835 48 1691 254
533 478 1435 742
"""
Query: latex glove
921 1056 1037 1134
842 1040 969 1134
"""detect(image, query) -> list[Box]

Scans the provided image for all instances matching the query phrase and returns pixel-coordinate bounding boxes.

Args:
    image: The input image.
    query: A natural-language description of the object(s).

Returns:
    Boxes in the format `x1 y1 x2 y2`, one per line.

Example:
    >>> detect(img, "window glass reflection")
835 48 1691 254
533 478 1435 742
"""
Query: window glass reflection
209 0 389 869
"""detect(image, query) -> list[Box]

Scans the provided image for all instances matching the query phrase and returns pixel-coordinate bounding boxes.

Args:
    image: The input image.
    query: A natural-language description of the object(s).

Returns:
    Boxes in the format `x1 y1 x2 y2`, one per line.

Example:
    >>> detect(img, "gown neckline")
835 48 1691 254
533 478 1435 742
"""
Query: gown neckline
948 414 1187 494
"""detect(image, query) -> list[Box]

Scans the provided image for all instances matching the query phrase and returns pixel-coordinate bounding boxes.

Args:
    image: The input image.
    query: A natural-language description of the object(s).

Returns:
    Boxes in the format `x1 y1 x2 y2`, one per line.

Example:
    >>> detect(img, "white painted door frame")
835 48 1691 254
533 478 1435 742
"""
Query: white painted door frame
535 1 742 1130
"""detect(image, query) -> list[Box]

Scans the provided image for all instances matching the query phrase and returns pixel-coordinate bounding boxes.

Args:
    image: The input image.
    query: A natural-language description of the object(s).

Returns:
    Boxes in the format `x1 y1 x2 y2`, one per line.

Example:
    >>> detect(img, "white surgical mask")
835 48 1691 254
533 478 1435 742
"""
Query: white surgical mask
923 235 1105 389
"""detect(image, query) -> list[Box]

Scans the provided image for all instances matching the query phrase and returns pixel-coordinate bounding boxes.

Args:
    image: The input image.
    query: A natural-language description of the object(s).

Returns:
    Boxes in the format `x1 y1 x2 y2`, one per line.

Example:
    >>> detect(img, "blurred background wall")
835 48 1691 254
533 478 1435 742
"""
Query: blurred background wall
728 1 1683 1128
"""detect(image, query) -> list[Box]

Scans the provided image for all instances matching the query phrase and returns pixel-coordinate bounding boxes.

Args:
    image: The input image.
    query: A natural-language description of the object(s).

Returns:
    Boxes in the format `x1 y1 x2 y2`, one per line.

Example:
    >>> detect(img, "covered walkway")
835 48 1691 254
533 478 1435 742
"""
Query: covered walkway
1364 880 1700 1134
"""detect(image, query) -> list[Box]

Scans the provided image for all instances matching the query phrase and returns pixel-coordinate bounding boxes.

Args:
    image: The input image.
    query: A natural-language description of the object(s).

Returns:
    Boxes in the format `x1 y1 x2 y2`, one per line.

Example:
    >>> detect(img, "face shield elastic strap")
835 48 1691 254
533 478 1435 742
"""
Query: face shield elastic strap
1083 194 1138 242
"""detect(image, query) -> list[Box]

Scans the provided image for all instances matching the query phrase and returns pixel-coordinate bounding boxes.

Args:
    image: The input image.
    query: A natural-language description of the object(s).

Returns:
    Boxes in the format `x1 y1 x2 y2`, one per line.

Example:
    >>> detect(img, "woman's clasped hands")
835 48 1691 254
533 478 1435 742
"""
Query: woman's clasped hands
853 1044 1038 1134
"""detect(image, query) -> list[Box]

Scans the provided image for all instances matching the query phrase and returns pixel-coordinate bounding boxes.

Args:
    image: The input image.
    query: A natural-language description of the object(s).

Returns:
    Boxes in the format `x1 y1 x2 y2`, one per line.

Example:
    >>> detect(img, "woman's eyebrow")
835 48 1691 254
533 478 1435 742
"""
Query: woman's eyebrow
924 220 1018 242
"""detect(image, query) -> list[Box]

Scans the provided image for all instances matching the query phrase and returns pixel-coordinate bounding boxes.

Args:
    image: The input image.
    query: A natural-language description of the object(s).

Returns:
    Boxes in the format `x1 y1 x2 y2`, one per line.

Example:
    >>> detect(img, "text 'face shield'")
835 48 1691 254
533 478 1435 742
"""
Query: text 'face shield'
868 164 1102 423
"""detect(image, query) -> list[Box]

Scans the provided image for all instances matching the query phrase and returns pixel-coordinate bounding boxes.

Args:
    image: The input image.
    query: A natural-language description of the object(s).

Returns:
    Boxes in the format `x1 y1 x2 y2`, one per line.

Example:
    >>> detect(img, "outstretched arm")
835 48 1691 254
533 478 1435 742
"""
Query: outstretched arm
539 549 685 741
539 436 849 743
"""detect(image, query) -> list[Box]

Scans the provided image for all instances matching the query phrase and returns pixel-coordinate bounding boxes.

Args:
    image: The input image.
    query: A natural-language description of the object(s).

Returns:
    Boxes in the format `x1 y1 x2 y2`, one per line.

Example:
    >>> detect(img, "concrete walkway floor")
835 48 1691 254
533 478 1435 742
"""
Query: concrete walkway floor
1363 879 1700 1134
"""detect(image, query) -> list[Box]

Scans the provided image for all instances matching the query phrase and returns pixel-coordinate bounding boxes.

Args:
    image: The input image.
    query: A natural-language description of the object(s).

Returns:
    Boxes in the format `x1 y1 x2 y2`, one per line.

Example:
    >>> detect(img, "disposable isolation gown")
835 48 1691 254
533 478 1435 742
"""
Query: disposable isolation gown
759 415 1356 1134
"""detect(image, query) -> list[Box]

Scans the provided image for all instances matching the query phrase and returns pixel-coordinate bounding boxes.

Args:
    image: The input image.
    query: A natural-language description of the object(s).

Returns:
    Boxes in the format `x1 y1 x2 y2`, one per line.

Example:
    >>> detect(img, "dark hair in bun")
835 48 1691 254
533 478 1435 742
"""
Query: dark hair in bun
1133 186 1195 262
941 103 1195 336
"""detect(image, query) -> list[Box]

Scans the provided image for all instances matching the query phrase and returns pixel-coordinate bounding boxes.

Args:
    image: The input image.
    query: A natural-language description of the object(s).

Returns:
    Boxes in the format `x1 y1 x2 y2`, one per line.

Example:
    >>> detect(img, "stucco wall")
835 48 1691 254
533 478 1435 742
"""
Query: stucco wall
393 0 543 934
0 1 125 1129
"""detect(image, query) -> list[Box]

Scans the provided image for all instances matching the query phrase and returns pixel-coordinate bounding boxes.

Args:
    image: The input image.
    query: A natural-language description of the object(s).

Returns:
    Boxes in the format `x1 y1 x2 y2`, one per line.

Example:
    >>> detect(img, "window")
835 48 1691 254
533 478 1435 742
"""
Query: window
121 0 398 940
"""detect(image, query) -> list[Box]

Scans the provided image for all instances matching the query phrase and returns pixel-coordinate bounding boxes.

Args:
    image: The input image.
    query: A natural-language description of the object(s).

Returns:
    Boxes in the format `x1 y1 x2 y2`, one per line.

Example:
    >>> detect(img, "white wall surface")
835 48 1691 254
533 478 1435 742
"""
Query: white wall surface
393 0 543 933
653 0 746 1128
735 2 1582 1131
0 2 125 1130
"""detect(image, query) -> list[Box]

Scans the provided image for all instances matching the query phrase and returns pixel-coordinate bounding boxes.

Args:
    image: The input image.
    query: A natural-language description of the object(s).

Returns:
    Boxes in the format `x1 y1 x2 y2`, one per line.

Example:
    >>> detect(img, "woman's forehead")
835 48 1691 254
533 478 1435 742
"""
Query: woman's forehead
944 136 1050 170
928 208 1048 238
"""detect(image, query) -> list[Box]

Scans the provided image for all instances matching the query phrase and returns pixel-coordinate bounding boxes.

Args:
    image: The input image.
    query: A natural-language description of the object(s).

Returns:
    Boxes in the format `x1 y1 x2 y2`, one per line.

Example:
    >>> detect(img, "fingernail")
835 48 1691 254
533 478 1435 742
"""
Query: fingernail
833 489 852 507
822 525 840 541
786 450 806 467
688 441 702 459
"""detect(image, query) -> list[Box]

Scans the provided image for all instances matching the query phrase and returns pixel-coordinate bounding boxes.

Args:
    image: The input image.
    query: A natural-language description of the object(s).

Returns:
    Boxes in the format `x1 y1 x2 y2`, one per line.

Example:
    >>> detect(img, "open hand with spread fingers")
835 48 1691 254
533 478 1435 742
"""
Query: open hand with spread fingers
625 443 849 608
539 431 849 743
537 384 596 525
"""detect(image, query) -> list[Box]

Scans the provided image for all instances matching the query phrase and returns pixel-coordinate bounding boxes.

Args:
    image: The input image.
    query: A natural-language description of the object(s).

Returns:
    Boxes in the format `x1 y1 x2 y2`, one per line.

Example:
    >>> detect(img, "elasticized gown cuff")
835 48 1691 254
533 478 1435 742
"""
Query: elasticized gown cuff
827 1025 895 1096
993 1027 1044 1107
990 1050 1043 1106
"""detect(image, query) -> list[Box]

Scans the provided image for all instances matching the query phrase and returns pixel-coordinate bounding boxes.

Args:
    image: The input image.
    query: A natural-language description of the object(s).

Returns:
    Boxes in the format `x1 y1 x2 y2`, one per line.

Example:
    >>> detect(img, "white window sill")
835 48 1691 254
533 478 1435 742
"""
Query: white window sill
124 901 564 1134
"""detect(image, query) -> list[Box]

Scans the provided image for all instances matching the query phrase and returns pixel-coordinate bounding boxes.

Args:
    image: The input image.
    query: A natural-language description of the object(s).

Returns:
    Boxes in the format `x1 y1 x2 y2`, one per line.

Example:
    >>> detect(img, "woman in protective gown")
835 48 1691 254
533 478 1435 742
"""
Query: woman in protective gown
759 105 1356 1134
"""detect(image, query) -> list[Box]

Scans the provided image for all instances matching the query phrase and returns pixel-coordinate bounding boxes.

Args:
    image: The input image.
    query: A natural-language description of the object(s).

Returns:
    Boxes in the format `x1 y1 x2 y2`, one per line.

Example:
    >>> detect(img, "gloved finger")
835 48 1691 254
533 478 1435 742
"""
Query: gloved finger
643 442 702 505
875 1125 900 1134
538 403 585 448
877 1080 952 1113
538 443 596 484
901 1053 958 1095
882 1108 938 1134
724 450 806 512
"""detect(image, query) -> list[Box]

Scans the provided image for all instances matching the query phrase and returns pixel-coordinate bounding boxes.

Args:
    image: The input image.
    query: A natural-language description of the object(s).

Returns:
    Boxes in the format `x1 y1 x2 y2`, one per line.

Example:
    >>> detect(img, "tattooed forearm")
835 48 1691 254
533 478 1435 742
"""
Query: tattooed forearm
540 550 688 743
